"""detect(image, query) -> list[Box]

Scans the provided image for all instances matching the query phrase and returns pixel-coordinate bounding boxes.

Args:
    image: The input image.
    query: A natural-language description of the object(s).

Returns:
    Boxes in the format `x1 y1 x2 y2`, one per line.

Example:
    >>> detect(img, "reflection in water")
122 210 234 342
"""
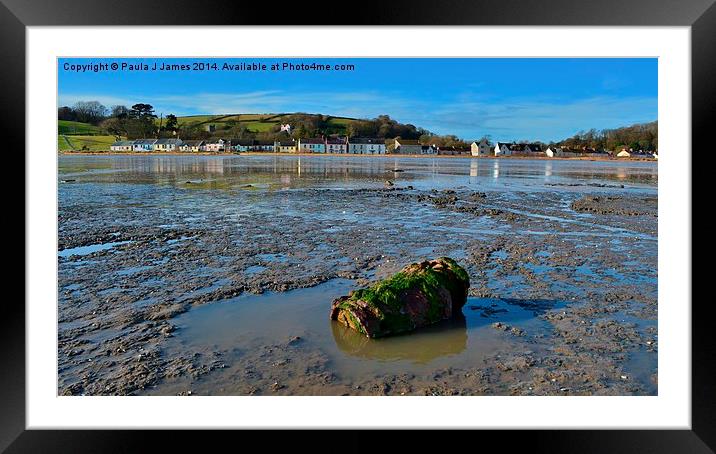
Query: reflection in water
330 314 467 364
470 159 478 177
59 155 658 192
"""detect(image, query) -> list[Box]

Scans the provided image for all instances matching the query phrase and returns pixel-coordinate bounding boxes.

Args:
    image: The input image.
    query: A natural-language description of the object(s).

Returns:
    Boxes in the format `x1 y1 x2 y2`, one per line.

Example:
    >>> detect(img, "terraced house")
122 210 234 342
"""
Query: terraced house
204 139 225 152
297 138 326 153
326 137 348 154
393 138 436 155
347 137 385 154
154 138 183 152
133 139 158 152
274 140 297 153
110 140 134 152
179 140 205 152
253 140 274 152
231 139 255 152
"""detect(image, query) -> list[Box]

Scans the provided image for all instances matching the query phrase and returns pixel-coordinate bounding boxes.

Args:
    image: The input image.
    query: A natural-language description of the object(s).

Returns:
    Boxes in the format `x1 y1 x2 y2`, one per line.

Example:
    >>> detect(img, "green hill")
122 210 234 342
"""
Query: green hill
160 113 360 134
58 120 102 135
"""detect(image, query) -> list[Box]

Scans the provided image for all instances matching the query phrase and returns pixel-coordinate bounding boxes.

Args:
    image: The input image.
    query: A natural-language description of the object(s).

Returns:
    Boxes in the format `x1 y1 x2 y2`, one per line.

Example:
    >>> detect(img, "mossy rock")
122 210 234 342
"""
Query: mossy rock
329 257 470 338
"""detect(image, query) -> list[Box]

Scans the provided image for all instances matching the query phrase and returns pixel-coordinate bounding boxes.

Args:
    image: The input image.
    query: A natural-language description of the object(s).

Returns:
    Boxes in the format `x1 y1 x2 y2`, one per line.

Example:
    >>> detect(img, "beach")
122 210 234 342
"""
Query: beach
58 154 657 396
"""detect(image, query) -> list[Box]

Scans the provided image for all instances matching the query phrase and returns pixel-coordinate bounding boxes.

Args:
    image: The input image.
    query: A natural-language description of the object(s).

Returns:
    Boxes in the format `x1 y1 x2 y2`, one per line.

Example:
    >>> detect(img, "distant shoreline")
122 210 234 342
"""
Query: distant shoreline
58 151 656 162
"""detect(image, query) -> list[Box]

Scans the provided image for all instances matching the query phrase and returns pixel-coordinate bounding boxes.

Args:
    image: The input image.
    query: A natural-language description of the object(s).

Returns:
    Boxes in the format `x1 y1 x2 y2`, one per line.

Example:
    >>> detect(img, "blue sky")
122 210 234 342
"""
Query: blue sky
58 58 657 142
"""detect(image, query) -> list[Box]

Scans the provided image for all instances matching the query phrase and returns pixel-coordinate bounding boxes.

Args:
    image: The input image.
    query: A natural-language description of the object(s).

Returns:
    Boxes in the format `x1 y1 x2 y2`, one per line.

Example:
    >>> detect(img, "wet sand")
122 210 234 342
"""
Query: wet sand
58 155 657 396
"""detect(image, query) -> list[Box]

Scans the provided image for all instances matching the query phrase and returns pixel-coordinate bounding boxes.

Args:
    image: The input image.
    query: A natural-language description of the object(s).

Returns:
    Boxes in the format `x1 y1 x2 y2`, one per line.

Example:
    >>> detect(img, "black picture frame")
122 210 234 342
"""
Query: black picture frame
5 0 709 451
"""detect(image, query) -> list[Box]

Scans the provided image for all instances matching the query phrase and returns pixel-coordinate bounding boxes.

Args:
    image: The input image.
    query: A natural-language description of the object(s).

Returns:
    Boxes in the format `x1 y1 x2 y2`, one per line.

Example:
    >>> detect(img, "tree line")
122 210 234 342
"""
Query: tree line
556 121 658 152
58 100 658 151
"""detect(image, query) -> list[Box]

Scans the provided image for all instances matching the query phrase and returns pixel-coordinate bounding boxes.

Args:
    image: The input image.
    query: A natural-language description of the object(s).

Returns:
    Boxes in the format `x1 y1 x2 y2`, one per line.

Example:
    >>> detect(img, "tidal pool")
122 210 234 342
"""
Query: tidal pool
58 155 658 396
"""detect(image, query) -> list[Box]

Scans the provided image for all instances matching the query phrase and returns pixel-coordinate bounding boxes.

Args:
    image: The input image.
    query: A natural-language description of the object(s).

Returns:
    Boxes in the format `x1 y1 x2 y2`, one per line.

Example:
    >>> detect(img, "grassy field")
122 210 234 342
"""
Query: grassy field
59 135 118 151
58 120 102 135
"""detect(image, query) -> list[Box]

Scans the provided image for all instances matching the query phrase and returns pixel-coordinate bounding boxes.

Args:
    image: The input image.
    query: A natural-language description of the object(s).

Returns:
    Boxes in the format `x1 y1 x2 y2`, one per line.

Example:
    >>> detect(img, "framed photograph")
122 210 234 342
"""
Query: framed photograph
9 0 709 450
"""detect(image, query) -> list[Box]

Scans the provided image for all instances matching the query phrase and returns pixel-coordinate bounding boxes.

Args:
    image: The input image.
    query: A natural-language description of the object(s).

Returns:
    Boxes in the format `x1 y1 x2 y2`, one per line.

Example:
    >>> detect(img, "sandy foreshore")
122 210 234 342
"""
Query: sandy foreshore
58 155 657 396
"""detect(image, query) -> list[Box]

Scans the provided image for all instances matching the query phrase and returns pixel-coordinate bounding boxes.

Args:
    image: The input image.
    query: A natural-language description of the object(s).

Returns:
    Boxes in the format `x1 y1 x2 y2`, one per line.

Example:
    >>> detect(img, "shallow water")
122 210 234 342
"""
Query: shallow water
58 154 658 396
161 279 564 378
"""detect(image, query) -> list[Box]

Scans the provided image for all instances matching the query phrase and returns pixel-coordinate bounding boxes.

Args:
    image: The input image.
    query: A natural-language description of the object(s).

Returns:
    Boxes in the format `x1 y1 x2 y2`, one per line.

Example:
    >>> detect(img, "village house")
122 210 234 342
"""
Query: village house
506 143 543 156
252 140 274 152
154 138 183 152
393 138 436 155
470 139 492 157
204 139 225 152
110 140 135 152
297 138 326 153
326 137 348 154
274 140 297 153
348 137 386 154
545 146 561 157
133 139 158 152
494 142 512 156
229 139 254 152
179 140 205 152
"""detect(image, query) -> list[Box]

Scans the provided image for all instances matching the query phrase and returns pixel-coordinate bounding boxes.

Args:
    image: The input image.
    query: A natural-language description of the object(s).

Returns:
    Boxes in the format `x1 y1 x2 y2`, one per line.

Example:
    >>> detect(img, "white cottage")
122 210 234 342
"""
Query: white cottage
470 139 492 157
545 146 561 158
110 140 135 152
204 139 225 152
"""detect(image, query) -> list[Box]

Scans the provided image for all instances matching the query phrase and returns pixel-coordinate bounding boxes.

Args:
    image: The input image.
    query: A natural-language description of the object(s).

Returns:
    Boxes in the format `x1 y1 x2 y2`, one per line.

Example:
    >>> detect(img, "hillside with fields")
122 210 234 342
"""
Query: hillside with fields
157 113 364 136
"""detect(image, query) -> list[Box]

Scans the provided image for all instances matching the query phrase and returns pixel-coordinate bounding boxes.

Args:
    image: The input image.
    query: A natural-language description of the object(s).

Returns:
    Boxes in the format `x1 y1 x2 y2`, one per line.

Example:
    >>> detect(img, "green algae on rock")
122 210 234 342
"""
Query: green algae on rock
330 257 470 338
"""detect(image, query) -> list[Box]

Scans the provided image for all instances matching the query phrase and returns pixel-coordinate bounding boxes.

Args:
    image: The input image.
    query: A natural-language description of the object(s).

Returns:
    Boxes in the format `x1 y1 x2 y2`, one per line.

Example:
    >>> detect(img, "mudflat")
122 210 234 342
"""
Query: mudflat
58 155 657 396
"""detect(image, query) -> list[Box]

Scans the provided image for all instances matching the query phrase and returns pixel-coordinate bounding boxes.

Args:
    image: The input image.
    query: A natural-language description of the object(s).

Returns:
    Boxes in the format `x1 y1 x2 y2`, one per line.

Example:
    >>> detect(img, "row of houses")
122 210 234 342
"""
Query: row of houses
109 137 655 158
468 140 655 158
110 137 391 154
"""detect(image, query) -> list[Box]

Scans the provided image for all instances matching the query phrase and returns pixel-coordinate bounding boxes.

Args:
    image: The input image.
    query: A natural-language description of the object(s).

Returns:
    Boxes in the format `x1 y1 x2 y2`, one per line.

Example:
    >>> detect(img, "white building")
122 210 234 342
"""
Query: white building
326 138 348 154
110 140 134 152
348 137 386 154
545 146 561 158
204 139 225 152
470 139 492 157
